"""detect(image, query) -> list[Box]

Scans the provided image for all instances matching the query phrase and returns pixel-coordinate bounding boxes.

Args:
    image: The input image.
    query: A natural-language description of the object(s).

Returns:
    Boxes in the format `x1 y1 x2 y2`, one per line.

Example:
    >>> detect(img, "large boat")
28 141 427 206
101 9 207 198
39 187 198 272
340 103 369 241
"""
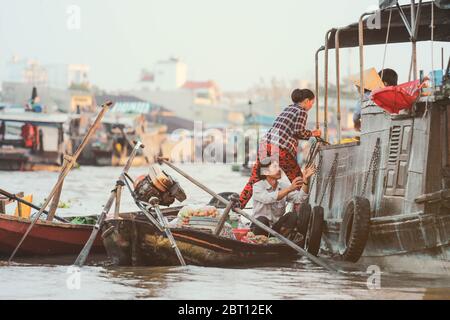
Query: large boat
0 113 69 171
306 1 450 265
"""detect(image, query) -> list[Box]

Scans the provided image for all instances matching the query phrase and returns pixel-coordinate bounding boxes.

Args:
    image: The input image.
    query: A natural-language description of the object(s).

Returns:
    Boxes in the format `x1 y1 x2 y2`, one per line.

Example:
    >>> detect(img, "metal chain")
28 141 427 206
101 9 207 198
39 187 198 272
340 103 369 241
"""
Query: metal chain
361 138 381 196
371 140 381 194
318 153 339 207
310 152 322 192
328 155 339 210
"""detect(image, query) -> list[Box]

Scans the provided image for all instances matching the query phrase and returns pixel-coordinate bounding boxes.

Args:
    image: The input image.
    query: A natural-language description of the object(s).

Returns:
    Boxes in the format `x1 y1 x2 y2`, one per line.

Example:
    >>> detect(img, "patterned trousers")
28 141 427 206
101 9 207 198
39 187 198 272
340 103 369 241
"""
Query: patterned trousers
239 143 302 208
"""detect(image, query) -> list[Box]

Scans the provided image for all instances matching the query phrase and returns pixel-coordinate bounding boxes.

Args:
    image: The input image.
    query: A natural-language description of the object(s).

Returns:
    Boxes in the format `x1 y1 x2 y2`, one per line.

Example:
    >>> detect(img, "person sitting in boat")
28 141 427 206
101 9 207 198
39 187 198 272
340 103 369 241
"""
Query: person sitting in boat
353 68 398 131
250 154 316 238
239 88 321 209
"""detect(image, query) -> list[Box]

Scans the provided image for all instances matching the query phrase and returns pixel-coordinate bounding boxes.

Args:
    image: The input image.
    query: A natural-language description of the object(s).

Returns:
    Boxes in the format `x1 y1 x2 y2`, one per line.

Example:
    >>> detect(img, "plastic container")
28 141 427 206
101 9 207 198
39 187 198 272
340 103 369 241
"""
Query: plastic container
232 228 250 241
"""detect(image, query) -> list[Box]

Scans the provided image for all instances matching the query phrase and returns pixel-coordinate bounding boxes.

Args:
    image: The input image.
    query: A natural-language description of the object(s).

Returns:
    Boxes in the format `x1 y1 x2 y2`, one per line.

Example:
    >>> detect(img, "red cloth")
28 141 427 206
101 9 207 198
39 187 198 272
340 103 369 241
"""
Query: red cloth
371 80 425 114
239 143 302 209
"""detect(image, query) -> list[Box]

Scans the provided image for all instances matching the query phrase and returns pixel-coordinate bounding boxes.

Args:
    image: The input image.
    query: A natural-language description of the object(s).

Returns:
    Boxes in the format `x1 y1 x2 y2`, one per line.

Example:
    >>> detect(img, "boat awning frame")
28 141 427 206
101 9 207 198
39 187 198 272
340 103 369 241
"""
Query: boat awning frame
327 1 450 49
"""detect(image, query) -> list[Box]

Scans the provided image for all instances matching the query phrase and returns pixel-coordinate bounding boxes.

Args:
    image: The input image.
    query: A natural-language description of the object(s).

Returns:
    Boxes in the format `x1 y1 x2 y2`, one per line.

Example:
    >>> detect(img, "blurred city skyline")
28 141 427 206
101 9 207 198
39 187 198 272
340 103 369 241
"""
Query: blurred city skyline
1 0 449 92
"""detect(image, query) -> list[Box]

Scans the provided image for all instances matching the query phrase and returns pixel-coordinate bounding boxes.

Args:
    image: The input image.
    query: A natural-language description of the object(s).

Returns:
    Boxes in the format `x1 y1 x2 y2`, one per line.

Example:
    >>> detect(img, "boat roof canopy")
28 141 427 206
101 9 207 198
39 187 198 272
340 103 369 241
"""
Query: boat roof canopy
327 1 450 49
0 113 68 125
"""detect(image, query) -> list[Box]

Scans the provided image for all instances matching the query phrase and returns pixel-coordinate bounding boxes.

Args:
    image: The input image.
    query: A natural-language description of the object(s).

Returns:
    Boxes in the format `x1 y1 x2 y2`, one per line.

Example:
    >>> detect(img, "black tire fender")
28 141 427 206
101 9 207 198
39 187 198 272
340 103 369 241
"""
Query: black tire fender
338 196 371 262
208 192 239 208
295 203 311 247
304 206 324 256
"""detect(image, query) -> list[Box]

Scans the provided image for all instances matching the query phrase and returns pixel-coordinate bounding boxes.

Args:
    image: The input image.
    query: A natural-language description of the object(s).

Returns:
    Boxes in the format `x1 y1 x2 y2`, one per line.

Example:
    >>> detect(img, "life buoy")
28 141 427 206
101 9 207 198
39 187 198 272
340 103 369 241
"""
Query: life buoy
338 196 371 262
304 206 324 256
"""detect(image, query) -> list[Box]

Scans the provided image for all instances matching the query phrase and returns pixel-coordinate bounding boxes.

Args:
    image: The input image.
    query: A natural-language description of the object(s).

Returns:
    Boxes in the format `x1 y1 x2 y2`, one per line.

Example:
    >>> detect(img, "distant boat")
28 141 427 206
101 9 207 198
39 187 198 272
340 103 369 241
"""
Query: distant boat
0 113 69 171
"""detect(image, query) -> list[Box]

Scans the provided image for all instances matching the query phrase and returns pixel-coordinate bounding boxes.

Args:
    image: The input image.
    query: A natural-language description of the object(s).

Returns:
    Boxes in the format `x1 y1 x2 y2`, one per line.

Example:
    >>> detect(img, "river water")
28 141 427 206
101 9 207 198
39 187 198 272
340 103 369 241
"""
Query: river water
0 164 449 299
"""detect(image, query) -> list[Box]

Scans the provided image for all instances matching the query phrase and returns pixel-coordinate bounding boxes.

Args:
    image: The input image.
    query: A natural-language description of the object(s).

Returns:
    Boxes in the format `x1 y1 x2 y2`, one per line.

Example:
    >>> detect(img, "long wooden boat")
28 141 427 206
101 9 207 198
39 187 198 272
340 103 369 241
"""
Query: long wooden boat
0 213 105 258
102 211 300 267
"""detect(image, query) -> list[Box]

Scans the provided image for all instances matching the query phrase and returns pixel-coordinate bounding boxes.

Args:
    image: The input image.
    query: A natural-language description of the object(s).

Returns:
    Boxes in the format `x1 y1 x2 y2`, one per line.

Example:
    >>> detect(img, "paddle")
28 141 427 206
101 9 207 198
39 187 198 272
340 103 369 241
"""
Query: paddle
73 141 144 267
158 157 340 273
8 101 114 263
0 188 69 223
148 196 186 266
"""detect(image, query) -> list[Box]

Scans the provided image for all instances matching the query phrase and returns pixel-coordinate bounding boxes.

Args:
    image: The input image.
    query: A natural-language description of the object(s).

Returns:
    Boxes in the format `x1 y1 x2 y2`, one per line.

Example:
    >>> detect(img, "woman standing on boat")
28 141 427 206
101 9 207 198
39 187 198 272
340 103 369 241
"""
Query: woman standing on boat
239 88 320 208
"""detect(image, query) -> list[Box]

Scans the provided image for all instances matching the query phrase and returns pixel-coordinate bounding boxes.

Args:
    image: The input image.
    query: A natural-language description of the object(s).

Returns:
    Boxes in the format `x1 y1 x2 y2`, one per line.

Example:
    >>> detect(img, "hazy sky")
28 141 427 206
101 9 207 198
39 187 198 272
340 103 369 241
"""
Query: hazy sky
0 0 448 91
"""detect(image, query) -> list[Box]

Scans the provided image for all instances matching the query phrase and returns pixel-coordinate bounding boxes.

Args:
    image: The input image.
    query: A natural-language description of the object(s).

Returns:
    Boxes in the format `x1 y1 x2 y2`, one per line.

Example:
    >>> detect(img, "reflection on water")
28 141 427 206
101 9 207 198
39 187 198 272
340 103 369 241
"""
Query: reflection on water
0 164 449 299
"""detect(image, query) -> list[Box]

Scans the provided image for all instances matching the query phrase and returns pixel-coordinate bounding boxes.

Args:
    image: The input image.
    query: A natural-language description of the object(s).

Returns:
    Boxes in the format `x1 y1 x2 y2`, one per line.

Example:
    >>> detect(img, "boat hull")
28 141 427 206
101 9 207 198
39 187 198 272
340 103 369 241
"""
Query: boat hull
0 214 105 257
102 216 300 267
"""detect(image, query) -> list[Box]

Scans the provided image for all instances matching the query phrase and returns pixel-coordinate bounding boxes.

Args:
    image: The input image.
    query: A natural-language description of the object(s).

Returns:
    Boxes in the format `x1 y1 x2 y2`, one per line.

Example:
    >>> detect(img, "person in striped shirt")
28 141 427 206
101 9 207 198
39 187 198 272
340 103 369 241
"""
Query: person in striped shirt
239 88 321 209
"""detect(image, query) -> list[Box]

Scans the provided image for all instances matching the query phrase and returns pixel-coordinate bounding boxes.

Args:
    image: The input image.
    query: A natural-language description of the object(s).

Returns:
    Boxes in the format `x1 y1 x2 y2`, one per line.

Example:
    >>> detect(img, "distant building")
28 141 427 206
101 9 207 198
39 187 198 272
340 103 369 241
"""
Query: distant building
140 58 187 91
1 82 94 113
4 56 90 90
5 56 48 86
182 80 221 105
46 64 90 90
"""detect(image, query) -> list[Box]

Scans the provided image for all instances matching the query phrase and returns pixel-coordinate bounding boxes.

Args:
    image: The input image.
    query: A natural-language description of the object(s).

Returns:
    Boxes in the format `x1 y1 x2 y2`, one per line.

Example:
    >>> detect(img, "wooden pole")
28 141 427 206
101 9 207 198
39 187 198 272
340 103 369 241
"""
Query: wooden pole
335 28 342 144
74 141 143 267
315 46 325 131
214 201 233 236
8 101 114 263
148 196 186 266
47 156 69 221
158 157 339 273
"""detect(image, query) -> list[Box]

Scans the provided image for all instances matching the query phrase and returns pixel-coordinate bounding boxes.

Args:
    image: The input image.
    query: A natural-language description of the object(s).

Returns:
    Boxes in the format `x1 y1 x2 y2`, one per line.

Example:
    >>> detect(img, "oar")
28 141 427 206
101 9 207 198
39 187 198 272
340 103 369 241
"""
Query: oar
73 141 144 267
8 101 114 263
158 157 340 273
0 188 69 223
214 199 234 236
148 196 186 266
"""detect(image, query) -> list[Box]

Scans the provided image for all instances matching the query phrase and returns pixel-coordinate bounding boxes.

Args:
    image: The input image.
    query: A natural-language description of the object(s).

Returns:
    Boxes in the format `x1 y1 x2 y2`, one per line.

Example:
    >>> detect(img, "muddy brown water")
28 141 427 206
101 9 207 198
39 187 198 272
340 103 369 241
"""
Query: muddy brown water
0 164 449 299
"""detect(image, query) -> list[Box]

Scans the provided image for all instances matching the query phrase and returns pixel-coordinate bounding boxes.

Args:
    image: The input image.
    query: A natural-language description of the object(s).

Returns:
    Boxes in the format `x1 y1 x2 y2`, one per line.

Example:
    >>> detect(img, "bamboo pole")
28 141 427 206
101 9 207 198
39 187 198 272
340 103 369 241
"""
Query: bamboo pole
214 201 233 236
47 156 69 221
158 157 339 273
8 101 113 263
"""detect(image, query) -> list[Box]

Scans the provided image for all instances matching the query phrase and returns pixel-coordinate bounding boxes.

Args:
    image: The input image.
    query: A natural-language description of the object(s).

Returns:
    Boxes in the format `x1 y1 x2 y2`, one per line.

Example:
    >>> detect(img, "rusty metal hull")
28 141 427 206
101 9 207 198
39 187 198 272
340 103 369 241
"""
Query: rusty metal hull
102 216 299 267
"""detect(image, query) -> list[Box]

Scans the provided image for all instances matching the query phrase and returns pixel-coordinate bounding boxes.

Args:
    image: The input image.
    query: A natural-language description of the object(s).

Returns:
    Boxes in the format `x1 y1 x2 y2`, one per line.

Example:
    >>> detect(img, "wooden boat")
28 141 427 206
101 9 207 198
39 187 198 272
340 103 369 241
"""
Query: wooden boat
102 210 300 267
0 213 105 258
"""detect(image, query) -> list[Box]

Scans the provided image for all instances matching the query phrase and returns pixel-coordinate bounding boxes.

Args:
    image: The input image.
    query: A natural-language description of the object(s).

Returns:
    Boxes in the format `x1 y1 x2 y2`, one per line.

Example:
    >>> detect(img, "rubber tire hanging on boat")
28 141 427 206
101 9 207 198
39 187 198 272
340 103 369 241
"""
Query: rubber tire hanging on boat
304 206 324 256
208 192 239 208
338 196 371 262
295 203 311 247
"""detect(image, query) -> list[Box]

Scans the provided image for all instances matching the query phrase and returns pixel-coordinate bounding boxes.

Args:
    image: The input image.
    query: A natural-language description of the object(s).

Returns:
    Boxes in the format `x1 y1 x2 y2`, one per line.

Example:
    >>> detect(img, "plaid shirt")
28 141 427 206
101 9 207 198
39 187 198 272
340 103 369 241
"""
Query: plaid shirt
263 104 312 157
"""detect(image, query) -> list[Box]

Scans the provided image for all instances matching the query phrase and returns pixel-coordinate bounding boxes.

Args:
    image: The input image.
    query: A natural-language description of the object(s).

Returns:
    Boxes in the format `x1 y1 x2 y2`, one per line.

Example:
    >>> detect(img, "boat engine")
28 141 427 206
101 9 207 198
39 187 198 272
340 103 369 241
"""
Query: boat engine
134 165 186 206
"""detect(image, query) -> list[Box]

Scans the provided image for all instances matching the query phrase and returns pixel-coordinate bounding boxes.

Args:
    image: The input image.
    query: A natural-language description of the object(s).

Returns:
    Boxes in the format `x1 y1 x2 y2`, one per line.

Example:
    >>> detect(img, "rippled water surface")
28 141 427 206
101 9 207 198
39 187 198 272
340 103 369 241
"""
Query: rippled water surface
0 164 449 299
